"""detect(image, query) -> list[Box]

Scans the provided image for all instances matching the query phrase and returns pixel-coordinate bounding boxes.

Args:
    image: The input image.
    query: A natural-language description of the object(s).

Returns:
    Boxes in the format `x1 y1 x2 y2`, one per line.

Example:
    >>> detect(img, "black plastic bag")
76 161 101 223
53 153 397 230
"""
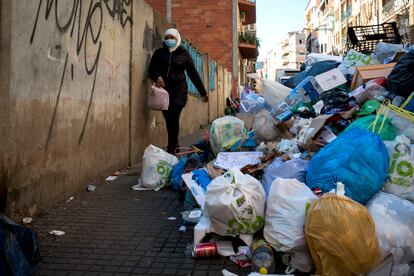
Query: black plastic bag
282 60 340 88
387 50 414 98
0 213 41 276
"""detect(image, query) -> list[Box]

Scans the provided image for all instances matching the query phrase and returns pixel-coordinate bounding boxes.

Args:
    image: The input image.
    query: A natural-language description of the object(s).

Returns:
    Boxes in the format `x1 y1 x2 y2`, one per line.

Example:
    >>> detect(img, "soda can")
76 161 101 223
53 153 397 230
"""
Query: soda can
193 242 217 258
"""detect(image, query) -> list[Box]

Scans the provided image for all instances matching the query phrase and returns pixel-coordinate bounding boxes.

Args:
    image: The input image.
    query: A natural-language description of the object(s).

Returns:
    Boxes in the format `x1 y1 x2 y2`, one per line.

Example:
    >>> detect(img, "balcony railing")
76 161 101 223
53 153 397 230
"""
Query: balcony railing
341 6 352 23
239 31 256 45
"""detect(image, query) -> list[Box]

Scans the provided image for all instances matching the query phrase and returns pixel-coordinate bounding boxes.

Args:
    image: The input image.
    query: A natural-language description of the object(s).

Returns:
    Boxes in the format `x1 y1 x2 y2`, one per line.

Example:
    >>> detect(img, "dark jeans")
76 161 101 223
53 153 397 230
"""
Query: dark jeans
162 103 184 153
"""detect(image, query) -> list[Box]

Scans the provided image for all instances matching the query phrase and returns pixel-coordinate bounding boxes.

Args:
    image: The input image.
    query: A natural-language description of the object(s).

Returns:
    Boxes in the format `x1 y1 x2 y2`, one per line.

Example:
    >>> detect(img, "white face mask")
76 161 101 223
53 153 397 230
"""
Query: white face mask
165 39 177 49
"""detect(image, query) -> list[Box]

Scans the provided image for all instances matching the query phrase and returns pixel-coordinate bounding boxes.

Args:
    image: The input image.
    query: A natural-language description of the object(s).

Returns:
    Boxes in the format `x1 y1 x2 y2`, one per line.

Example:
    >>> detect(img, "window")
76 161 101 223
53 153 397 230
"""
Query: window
299 39 303 44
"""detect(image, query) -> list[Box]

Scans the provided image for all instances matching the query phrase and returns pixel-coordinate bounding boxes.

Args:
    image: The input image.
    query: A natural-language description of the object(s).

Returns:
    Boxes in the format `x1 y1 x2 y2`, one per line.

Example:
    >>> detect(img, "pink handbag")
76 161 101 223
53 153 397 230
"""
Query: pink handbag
148 85 169 111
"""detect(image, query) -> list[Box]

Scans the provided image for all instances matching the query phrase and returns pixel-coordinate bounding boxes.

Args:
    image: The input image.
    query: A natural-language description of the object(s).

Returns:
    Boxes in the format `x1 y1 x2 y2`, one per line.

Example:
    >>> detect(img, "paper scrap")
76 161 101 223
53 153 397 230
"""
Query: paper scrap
167 217 176 221
214 152 264 170
66 196 74 203
222 269 239 276
22 217 33 224
105 176 118 181
319 129 337 143
49 230 65 236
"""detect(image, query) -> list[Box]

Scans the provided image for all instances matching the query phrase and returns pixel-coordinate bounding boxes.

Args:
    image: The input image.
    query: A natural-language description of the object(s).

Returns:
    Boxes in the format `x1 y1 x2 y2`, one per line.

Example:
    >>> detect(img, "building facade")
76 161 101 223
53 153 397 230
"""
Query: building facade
261 31 305 81
145 0 258 85
306 0 414 55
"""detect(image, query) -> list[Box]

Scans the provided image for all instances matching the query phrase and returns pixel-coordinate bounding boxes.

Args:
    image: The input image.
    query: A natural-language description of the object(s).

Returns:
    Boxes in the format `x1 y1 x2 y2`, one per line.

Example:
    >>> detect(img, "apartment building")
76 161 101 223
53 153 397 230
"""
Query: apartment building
145 0 258 85
306 0 414 55
261 31 306 81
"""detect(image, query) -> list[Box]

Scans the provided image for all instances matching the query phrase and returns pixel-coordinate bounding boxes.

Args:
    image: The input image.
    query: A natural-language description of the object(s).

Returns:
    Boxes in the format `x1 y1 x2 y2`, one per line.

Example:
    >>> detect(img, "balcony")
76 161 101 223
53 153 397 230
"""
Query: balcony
341 6 352 23
238 0 256 25
238 31 257 59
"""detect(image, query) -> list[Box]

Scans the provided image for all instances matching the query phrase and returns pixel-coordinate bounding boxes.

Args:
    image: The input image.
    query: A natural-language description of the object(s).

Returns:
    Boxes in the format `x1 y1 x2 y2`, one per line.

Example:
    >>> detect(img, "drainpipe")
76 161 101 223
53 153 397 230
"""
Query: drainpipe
376 0 379 25
232 0 238 81
167 0 172 24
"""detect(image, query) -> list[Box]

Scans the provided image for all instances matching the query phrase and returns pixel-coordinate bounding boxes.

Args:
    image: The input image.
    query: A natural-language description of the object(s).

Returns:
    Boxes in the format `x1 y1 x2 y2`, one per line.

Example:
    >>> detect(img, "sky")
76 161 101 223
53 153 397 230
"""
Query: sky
256 0 309 61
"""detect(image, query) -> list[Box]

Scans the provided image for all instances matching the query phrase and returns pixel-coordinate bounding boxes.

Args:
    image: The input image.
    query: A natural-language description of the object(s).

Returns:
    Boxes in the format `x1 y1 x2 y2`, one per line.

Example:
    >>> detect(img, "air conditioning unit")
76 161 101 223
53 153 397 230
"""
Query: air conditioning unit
240 12 246 23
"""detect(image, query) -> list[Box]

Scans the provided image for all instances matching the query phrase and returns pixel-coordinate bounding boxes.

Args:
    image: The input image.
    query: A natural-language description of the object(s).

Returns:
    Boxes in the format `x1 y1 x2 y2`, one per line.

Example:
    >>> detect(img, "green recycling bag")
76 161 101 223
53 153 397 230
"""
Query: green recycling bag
345 115 397 141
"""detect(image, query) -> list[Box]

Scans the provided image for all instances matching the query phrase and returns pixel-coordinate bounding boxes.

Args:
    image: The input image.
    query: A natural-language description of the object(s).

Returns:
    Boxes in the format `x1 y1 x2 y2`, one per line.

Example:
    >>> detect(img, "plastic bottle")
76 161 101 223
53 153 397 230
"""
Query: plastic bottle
251 239 275 274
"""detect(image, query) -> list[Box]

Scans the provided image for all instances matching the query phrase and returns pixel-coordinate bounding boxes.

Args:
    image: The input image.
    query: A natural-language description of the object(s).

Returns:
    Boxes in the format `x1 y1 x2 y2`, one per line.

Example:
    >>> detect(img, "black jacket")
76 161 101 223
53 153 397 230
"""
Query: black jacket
148 44 207 106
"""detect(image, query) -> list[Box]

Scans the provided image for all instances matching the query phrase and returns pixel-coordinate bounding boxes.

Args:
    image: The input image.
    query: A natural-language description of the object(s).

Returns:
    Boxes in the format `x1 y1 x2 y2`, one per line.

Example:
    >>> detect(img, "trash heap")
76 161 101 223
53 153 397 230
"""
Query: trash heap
135 43 414 276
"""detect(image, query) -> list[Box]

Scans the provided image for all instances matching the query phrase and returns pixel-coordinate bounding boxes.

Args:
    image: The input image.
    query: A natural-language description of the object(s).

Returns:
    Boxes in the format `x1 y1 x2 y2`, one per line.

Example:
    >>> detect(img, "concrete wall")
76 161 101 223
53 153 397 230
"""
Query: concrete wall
0 0 231 218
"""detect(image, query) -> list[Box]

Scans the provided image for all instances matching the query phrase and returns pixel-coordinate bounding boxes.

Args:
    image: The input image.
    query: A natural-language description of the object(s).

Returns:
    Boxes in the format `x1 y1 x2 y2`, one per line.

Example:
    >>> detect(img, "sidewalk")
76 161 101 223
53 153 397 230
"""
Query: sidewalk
32 128 251 276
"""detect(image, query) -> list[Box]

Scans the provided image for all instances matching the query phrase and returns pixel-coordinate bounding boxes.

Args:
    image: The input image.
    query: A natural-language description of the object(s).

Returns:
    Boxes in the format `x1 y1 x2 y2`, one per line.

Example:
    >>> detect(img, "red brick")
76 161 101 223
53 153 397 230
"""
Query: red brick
146 0 233 71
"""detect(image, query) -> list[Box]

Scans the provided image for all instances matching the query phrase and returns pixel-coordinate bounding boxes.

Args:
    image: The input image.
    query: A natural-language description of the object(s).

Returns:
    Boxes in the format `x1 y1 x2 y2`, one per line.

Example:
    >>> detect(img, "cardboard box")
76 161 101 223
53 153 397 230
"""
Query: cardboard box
315 68 347 92
295 76 324 103
351 63 396 90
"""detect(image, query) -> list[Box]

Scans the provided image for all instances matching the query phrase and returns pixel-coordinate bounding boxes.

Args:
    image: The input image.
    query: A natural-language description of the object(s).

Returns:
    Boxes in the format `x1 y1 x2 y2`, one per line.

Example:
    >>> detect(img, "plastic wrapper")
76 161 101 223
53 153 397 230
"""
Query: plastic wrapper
372 42 407 64
261 79 291 107
349 82 389 104
253 110 280 142
305 194 381 276
261 158 310 196
367 192 414 274
210 116 247 155
239 92 267 114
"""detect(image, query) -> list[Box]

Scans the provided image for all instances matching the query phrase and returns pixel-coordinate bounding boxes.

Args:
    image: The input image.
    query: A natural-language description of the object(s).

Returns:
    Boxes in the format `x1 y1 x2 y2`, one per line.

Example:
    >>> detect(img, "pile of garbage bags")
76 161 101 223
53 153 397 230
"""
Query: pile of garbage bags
136 43 414 275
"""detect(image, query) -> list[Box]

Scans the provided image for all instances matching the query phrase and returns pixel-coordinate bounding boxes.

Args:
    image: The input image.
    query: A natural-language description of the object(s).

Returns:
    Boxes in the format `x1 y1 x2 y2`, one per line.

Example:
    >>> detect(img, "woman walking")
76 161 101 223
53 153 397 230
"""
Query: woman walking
148 28 208 154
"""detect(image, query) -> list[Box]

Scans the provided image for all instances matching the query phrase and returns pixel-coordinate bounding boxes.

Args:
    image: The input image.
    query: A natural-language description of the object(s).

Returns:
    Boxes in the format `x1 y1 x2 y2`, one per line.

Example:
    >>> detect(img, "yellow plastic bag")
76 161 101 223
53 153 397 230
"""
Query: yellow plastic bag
305 194 381 276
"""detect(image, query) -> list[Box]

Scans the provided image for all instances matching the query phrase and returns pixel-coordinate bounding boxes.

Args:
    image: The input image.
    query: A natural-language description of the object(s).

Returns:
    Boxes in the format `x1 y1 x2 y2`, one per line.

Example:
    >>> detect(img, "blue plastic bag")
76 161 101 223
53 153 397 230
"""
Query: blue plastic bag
0 213 41 276
306 128 389 204
192 169 212 192
171 157 187 192
261 158 310 196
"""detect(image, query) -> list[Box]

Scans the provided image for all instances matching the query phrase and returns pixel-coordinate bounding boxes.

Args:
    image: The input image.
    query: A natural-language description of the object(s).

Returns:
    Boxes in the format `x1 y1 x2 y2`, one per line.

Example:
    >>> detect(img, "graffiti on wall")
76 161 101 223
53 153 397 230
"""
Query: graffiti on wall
29 0 133 145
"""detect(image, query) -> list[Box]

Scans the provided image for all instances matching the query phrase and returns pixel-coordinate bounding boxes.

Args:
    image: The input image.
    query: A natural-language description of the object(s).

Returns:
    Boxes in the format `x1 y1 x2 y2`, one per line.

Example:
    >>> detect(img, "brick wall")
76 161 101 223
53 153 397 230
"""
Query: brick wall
145 0 233 71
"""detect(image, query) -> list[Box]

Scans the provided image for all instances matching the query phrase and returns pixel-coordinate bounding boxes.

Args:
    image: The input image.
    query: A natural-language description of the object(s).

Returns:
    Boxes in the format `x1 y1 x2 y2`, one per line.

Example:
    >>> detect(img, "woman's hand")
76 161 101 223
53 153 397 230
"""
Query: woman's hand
156 77 165 88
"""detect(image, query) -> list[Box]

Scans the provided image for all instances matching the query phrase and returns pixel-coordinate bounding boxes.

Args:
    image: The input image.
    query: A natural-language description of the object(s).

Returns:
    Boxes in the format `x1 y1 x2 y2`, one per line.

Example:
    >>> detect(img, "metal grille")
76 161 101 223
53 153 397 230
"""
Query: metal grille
346 22 401 55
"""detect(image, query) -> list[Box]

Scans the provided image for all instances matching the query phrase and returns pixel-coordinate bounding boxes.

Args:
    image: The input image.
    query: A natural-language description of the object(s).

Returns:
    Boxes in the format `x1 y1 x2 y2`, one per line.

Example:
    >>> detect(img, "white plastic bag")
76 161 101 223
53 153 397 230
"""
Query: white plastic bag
210 116 247 155
253 110 280 142
277 139 300 156
387 110 414 141
133 145 178 191
367 192 414 270
290 251 314 273
205 168 266 236
384 135 414 201
264 178 317 252
338 49 379 76
261 79 292 107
